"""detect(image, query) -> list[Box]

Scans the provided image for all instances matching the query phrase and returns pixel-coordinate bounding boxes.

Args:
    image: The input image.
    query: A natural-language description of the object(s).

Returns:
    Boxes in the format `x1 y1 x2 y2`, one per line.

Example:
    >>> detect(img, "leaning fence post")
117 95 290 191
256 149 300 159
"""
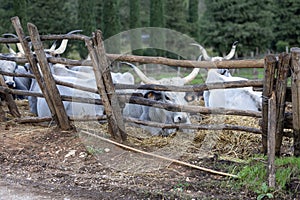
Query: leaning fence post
291 47 300 157
11 17 57 119
274 53 290 156
85 31 126 141
27 23 72 130
262 55 277 154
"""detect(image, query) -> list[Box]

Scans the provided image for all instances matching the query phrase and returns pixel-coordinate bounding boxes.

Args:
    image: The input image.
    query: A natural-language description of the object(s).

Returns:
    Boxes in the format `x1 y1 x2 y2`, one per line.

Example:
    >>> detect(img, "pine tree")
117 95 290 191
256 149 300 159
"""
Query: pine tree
78 0 97 58
188 0 200 42
102 0 121 54
129 0 143 55
200 0 275 57
148 0 165 56
274 0 300 52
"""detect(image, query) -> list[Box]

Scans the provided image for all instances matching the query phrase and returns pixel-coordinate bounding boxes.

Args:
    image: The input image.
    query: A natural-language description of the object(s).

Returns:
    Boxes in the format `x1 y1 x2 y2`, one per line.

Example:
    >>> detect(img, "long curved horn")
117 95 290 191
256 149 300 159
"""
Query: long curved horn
223 41 238 60
121 62 160 84
53 30 83 55
4 43 16 54
183 67 200 84
190 43 211 61
3 33 25 54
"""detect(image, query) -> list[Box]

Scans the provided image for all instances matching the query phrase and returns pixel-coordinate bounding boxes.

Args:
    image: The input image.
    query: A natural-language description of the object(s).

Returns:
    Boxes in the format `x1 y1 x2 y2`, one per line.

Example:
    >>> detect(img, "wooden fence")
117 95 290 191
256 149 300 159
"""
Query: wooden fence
0 17 299 160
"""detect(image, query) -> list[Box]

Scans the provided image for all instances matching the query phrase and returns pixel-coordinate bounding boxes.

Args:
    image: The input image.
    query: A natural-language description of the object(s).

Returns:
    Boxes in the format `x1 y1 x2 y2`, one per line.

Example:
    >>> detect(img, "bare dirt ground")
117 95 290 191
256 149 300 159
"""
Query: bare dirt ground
0 100 298 199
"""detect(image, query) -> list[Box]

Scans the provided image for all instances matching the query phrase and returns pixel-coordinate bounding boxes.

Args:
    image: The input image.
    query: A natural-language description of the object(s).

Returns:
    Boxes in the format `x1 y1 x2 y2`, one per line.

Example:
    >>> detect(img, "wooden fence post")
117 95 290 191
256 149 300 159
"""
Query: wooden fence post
0 75 20 118
262 55 277 154
11 17 72 130
291 47 300 157
274 53 290 156
85 31 126 141
268 92 276 188
27 23 72 130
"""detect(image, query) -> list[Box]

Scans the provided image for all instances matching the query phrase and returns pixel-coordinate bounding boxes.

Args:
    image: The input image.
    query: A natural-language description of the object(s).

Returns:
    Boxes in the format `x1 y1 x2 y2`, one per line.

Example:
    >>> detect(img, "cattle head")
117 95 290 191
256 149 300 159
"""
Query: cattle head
141 91 191 136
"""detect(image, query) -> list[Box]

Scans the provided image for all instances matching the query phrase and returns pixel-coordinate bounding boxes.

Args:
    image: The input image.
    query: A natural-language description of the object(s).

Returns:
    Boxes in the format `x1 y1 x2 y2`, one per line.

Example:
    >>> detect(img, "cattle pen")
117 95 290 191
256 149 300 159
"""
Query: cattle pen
0 17 299 188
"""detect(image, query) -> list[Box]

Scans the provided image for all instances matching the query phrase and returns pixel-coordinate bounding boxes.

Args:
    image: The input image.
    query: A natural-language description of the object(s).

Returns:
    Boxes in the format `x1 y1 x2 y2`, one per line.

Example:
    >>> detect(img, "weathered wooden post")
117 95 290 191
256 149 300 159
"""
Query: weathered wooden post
27 23 73 130
85 30 126 141
262 55 277 154
11 16 72 130
0 101 6 121
0 75 20 118
291 47 300 157
268 92 276 188
274 53 290 156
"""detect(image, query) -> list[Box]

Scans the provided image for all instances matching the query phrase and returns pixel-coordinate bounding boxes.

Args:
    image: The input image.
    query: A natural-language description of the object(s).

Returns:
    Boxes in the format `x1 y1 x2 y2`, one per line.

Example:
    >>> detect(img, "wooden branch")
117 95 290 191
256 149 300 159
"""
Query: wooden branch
80 130 239 178
120 96 262 118
107 54 264 69
14 116 52 123
0 70 35 78
115 79 263 92
14 115 107 124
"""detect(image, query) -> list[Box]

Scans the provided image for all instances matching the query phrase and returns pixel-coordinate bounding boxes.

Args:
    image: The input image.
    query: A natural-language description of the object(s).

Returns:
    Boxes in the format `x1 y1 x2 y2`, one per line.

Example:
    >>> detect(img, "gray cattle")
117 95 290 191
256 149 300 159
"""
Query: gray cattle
205 68 262 111
29 63 135 118
191 41 239 107
122 62 199 136
192 42 262 111
13 65 32 99
0 60 17 88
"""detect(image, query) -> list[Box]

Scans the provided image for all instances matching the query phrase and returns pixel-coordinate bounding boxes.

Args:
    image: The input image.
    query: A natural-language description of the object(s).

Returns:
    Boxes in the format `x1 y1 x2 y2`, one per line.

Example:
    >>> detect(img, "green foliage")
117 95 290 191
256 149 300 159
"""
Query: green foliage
200 0 275 57
234 156 300 198
149 0 166 57
102 0 121 54
256 183 274 200
275 41 289 53
129 0 143 55
188 0 200 42
274 0 300 49
77 0 97 58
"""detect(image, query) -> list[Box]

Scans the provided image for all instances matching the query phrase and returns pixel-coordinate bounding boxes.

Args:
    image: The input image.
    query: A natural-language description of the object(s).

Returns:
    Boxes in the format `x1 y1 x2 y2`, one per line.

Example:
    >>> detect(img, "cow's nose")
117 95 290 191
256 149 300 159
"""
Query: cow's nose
174 114 183 123
6 81 15 88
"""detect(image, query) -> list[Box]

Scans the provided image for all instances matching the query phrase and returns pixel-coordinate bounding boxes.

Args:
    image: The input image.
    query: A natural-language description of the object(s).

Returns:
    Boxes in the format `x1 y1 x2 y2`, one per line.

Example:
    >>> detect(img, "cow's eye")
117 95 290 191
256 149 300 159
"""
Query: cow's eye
165 96 171 100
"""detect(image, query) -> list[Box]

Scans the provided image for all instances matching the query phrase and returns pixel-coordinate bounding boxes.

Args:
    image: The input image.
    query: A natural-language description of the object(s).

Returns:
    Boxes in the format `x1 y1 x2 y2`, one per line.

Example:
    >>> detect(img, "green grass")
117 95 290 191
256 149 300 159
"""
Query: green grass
230 155 300 198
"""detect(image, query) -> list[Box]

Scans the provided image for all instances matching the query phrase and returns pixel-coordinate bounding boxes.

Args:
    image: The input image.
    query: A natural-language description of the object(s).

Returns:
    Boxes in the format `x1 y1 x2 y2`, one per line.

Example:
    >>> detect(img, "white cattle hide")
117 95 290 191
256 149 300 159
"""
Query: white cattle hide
204 69 262 111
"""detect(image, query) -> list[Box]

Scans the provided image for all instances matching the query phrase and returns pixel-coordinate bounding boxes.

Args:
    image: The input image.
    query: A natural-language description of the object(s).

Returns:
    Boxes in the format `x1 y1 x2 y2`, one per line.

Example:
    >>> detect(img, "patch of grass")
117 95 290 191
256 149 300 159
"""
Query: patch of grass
86 145 104 155
230 155 300 198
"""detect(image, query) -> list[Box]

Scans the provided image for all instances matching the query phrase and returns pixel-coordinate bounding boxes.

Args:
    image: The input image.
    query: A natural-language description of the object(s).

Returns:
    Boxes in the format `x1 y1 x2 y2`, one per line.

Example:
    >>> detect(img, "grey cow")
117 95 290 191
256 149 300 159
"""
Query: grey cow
122 62 199 136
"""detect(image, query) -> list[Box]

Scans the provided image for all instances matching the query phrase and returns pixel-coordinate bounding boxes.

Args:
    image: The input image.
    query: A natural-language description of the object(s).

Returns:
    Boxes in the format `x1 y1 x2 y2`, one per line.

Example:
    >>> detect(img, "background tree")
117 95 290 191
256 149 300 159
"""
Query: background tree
188 0 200 42
199 0 275 57
148 0 165 56
77 0 97 58
129 0 143 55
26 0 71 34
274 0 300 52
102 0 121 54
13 0 28 27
